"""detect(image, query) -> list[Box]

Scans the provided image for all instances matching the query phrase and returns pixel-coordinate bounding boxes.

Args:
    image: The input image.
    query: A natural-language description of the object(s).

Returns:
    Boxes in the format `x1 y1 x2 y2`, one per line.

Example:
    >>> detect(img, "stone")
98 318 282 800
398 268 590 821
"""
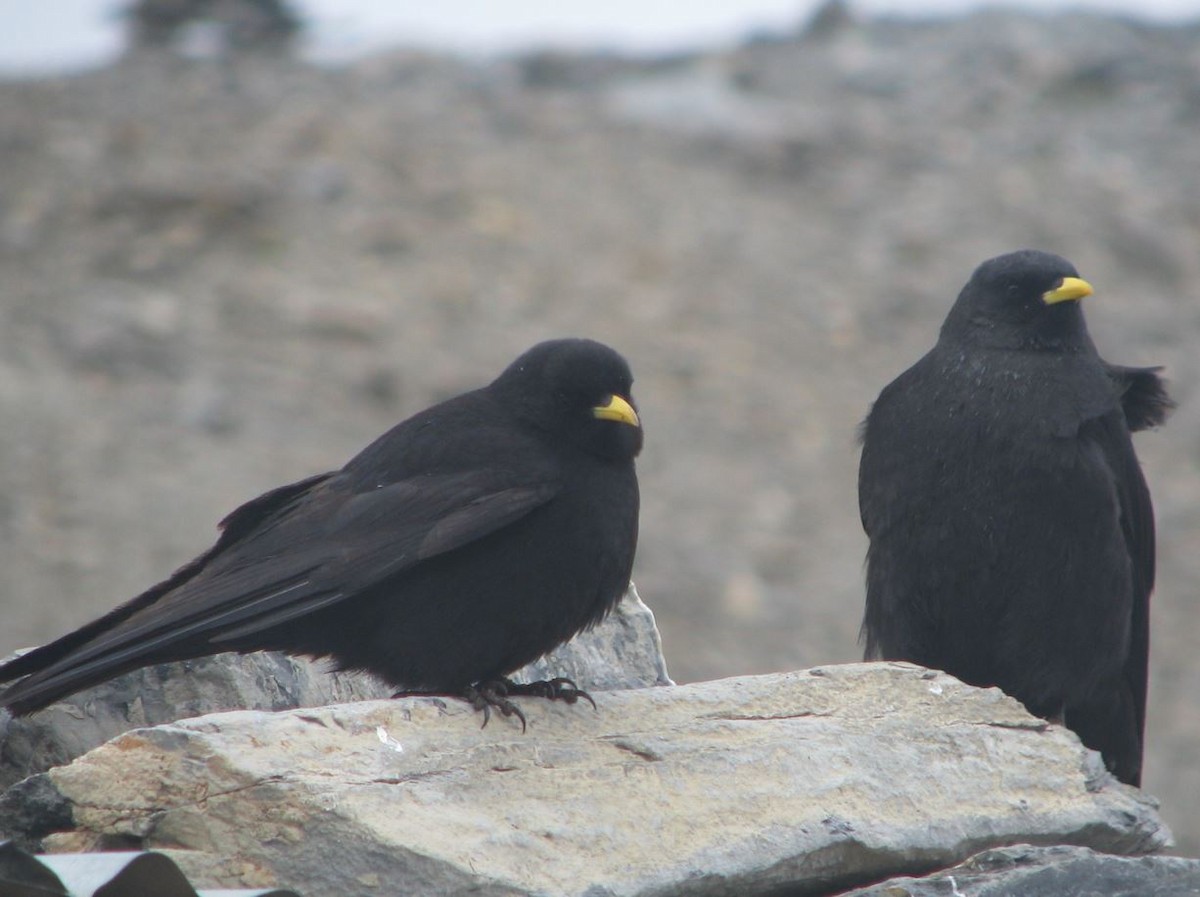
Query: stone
841 843 1200 897
0 584 668 793
2 664 1170 896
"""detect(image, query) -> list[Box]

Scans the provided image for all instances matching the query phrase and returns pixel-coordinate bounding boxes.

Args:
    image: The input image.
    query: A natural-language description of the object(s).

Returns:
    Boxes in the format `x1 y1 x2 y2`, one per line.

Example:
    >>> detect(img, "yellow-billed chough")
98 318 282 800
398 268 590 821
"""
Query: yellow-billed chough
859 250 1171 786
0 338 642 729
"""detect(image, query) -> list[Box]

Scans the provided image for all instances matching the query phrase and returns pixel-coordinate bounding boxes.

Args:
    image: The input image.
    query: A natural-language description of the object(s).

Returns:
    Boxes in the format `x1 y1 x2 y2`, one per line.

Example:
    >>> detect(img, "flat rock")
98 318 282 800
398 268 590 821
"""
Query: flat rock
841 843 1200 896
0 584 668 792
4 663 1170 897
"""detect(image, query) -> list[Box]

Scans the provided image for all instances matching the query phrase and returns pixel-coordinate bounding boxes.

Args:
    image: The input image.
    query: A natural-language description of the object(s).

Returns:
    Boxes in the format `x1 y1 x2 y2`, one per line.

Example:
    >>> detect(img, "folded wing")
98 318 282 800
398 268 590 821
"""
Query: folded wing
0 464 560 713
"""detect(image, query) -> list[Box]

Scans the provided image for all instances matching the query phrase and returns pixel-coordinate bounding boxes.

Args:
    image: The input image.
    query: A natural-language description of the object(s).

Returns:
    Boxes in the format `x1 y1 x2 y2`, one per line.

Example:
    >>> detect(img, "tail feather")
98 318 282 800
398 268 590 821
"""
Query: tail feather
0 556 215 715
1066 684 1143 787
1106 364 1174 433
0 650 186 716
0 471 336 717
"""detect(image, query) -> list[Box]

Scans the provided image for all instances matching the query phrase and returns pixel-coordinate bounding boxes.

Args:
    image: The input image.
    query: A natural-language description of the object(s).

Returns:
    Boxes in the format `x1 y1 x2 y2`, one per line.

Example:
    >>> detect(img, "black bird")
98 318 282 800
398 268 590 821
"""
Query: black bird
0 338 643 728
858 250 1171 786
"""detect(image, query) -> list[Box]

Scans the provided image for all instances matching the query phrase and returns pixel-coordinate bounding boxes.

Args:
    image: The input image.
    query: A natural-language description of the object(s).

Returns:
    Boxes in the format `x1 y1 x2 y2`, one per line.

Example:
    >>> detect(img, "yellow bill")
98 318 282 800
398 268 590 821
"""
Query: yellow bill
1043 276 1094 305
592 395 640 427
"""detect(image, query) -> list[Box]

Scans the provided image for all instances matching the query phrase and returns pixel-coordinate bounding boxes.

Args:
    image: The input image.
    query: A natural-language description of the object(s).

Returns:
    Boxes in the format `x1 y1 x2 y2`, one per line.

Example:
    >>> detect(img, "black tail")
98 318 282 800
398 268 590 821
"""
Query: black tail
1106 364 1174 433
0 561 220 716
1066 684 1143 787
0 472 334 716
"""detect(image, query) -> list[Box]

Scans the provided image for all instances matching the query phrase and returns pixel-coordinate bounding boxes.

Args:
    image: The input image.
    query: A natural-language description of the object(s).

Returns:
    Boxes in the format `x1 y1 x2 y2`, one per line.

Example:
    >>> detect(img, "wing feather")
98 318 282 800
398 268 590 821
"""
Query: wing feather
0 465 560 711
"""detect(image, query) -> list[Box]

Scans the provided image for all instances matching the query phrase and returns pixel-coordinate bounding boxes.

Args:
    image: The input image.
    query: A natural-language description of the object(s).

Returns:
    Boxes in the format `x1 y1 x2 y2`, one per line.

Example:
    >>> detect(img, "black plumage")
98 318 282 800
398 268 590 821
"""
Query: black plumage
0 338 643 727
858 250 1170 786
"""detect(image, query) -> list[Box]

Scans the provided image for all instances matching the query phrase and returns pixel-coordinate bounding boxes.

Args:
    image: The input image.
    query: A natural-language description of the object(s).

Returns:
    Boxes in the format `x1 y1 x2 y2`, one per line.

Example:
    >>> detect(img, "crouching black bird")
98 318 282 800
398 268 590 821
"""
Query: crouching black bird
858 250 1171 786
0 338 643 729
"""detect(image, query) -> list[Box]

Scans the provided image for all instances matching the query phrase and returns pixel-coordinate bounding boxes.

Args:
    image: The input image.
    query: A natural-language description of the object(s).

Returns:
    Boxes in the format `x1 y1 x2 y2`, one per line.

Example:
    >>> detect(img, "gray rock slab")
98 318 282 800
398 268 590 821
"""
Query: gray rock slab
0 650 389 794
840 843 1200 897
6 663 1170 897
0 584 667 792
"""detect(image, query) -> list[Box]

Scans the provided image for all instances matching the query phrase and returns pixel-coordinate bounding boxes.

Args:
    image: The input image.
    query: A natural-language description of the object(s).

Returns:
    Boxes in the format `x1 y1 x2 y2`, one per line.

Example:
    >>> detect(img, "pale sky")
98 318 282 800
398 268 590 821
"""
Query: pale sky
4 0 1199 75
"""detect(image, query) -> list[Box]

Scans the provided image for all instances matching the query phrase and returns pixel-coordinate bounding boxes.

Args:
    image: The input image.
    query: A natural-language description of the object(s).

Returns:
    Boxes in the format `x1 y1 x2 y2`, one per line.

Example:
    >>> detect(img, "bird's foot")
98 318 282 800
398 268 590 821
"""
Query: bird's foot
455 677 596 732
390 685 528 731
462 679 527 732
504 676 597 710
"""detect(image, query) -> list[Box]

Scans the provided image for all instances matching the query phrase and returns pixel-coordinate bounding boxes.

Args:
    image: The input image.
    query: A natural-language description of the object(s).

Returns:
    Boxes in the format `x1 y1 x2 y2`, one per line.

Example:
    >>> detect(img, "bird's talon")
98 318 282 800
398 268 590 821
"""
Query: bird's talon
505 676 595 709
463 680 527 732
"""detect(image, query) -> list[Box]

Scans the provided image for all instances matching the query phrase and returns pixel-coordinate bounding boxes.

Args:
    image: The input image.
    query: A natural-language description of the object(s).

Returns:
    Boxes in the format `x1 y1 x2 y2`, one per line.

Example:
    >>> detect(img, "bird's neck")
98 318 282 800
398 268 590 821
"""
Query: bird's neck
939 321 1097 356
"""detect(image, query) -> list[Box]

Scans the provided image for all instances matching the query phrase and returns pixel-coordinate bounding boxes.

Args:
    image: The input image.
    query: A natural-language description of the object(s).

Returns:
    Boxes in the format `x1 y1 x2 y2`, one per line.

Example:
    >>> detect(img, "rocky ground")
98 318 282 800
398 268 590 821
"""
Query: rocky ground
1 5 1198 850
2 658 1176 897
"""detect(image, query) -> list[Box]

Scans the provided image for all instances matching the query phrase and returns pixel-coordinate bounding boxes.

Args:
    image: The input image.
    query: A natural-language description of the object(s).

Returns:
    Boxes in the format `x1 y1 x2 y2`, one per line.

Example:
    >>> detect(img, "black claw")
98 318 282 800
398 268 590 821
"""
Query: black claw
504 676 596 711
400 676 597 732
390 682 528 731
463 680 527 732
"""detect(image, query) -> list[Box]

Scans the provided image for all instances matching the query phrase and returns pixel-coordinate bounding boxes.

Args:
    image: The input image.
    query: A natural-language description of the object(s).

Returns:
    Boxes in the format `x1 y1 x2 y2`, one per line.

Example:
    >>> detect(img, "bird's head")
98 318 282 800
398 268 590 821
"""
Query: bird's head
940 249 1095 351
492 338 643 462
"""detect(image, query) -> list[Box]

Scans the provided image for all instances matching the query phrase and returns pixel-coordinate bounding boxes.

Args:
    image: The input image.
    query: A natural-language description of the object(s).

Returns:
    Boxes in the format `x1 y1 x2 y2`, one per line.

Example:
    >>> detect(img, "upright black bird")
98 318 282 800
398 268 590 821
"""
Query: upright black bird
858 250 1171 786
0 338 643 727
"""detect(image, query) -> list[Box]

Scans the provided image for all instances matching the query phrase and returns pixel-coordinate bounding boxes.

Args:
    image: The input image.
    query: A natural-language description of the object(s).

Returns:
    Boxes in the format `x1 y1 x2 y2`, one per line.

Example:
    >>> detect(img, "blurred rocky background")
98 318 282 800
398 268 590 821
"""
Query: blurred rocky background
0 0 1197 851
